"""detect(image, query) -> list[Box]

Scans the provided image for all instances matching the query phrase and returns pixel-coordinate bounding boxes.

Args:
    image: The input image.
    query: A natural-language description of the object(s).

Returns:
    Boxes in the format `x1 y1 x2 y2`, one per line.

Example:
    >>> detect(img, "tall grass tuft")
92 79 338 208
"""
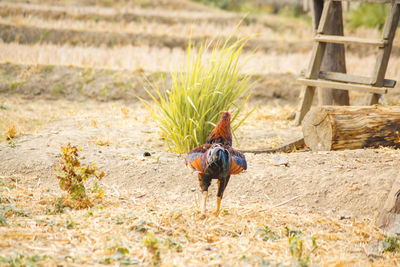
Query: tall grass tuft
141 37 254 153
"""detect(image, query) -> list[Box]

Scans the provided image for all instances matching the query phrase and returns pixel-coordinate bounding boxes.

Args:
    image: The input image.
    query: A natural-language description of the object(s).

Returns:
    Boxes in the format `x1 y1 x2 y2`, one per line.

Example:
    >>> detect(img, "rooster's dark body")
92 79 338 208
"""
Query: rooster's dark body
185 111 247 216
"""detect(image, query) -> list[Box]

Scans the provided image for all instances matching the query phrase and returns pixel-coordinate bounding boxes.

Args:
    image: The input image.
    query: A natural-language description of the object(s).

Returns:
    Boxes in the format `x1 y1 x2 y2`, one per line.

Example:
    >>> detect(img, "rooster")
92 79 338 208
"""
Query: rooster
185 111 247 217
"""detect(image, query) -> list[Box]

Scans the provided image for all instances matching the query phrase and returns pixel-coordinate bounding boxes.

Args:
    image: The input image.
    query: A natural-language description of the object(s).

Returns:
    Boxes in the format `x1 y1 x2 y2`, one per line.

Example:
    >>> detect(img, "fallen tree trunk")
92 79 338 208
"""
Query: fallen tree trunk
302 105 400 151
376 177 400 234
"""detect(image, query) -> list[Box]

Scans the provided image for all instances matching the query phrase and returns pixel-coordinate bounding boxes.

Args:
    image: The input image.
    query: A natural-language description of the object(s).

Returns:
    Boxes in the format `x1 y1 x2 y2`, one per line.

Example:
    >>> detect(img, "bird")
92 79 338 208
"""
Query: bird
206 111 232 146
185 111 247 217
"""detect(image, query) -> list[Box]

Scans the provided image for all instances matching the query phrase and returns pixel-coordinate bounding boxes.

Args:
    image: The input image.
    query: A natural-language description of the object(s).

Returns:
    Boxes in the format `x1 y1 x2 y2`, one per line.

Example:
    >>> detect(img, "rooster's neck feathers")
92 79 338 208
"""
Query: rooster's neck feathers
206 113 232 146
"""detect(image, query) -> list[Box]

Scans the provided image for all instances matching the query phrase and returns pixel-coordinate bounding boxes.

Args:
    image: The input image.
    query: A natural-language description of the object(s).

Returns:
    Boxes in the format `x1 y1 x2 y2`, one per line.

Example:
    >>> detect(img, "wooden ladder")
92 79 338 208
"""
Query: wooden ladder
295 0 400 125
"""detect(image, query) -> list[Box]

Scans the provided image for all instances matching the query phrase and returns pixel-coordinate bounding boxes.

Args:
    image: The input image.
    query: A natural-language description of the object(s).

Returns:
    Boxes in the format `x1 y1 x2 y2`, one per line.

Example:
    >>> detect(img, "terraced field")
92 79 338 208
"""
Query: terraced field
1 0 400 266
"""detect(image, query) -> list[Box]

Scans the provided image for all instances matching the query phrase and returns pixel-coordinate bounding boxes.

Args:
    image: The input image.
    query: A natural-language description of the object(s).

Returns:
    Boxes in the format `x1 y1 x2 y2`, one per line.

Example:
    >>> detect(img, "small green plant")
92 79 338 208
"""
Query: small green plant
192 0 242 11
10 80 26 91
41 64 55 73
80 68 95 83
54 143 105 209
144 231 161 266
1 204 30 217
131 219 151 233
0 253 50 266
90 182 104 198
164 238 183 252
85 204 103 217
102 86 109 96
0 214 7 226
142 36 255 153
0 104 9 110
103 242 139 265
63 216 78 229
0 179 16 190
7 140 17 148
111 213 135 225
285 227 317 266
256 225 280 241
51 82 64 96
50 197 68 214
383 235 400 252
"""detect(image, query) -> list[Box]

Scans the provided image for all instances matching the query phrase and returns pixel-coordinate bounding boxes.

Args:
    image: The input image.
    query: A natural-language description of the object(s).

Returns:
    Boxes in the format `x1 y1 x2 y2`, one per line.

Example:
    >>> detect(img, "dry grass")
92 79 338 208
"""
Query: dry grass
0 1 213 13
0 97 62 141
5 123 17 140
1 0 212 11
253 105 294 122
0 96 153 142
0 14 310 42
89 136 111 146
0 1 307 30
3 42 400 78
235 104 299 149
0 176 399 266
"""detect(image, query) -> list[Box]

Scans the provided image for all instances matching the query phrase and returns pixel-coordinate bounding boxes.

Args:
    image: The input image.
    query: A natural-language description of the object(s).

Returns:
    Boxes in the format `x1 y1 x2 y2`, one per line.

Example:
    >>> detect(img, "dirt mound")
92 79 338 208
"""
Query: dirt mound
4 0 214 11
0 23 313 54
0 63 302 104
0 2 237 25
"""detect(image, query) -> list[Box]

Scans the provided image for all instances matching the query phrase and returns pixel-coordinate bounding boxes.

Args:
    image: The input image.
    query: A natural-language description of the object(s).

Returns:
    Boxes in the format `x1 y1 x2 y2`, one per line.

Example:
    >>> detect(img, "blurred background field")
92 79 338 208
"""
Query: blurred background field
1 0 400 266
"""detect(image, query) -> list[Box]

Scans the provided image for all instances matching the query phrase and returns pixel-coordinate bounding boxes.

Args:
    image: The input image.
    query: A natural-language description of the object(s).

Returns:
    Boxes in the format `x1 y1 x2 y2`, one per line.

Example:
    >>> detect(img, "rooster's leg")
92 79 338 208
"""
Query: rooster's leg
214 176 230 216
215 196 222 216
214 180 224 216
199 174 211 218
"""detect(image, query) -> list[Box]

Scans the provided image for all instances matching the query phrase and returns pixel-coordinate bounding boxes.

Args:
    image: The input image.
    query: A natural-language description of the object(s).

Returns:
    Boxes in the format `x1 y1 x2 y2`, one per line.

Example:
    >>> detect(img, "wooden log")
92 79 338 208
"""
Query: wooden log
376 177 400 234
302 105 400 151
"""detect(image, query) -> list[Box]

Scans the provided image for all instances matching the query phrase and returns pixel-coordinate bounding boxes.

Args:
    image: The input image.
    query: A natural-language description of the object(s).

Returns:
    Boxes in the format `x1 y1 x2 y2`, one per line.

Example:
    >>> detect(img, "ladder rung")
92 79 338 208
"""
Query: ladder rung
319 71 396 88
314 34 387 47
297 78 389 94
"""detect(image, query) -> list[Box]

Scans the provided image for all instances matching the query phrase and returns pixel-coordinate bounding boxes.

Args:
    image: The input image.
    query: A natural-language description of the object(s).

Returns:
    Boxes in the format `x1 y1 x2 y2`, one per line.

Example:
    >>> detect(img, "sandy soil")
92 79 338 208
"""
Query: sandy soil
1 95 399 222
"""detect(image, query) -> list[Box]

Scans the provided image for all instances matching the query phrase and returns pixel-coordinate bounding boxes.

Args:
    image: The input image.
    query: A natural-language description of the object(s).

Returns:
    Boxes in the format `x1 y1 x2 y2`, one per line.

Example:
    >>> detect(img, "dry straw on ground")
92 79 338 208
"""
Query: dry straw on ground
3 42 400 77
0 176 399 266
0 16 288 40
5 123 17 140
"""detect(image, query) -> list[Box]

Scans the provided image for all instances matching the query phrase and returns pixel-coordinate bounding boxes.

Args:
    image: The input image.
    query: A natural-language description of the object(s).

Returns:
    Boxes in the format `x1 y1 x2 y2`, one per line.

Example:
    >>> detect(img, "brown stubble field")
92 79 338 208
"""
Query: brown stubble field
1 0 400 266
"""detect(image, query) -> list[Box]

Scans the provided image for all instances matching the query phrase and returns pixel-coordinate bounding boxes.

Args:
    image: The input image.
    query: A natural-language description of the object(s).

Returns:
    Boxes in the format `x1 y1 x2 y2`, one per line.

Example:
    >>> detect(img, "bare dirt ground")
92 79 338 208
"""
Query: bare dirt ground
1 94 399 220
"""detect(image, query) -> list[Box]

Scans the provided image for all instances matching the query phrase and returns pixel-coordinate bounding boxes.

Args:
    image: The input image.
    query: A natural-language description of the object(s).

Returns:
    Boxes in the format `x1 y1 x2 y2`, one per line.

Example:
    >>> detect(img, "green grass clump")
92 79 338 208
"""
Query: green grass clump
346 3 388 29
285 226 317 266
383 235 400 252
192 0 242 11
0 253 50 266
256 225 280 241
144 231 161 266
142 37 254 153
